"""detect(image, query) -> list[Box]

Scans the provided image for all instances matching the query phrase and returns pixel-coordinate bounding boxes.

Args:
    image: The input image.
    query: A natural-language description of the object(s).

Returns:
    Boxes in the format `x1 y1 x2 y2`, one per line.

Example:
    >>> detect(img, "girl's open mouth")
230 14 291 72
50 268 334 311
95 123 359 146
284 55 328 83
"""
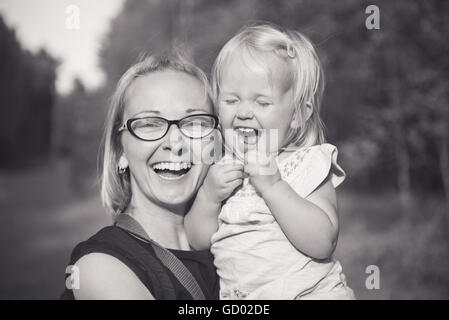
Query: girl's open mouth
234 127 260 146
234 126 260 138
151 161 192 180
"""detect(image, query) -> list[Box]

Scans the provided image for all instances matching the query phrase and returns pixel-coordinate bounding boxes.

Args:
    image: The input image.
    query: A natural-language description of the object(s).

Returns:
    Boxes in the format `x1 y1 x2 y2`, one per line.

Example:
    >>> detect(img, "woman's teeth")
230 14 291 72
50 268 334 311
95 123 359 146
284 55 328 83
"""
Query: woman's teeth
151 162 192 180
152 162 191 171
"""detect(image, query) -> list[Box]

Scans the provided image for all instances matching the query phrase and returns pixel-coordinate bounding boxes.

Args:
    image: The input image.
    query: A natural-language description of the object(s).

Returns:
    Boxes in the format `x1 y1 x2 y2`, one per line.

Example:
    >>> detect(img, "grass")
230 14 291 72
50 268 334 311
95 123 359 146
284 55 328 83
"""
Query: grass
336 187 449 299
0 161 448 299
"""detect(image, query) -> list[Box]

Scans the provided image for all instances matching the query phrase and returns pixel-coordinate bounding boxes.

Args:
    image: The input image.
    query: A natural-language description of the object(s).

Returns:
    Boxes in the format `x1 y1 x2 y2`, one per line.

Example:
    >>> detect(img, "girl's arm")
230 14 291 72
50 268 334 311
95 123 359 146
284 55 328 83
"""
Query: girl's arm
244 149 339 260
261 177 339 260
184 187 221 250
185 162 244 250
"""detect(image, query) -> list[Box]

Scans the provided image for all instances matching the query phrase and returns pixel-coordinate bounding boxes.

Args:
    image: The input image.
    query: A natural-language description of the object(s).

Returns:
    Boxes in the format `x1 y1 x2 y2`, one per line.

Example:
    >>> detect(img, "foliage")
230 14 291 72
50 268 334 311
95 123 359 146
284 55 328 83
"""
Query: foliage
3 0 446 199
0 16 58 167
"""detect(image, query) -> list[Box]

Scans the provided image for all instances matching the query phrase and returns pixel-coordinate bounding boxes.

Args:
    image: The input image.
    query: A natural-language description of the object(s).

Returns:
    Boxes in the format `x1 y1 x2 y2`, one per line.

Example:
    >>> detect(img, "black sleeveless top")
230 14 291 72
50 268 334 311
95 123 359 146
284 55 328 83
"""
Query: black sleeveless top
60 226 219 300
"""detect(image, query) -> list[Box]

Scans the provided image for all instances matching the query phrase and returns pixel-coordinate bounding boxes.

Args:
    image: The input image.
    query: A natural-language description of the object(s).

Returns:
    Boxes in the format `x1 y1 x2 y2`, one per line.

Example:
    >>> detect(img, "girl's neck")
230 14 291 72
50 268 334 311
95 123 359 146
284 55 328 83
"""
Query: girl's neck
125 193 190 250
277 146 296 162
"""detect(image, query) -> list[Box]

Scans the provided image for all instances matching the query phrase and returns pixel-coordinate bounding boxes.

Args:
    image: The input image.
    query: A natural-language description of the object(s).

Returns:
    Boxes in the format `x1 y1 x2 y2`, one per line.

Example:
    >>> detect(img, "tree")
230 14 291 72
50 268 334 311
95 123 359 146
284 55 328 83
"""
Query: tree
0 15 58 167
61 0 449 206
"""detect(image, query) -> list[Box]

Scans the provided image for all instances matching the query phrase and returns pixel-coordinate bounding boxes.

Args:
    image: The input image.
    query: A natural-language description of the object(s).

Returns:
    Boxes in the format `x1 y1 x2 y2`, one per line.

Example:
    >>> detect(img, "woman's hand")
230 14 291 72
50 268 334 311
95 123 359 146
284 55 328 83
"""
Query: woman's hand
200 161 244 204
244 150 282 195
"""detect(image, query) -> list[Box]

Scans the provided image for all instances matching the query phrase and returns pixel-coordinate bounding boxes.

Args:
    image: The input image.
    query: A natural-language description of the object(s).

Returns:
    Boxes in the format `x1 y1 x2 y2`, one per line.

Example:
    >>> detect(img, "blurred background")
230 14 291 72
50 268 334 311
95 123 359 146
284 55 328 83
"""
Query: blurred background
0 0 448 299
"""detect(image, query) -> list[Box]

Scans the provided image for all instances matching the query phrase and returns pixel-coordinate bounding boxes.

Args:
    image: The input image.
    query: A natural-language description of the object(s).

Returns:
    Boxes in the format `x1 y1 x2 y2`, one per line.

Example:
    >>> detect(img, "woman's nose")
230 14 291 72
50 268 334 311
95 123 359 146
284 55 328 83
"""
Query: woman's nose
161 124 187 156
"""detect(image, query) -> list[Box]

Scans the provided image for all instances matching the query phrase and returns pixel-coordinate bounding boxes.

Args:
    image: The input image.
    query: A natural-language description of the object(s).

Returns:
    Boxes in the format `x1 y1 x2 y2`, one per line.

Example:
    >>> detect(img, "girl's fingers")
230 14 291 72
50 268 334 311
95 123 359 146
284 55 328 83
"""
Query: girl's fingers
223 163 244 173
224 170 244 182
244 164 258 176
227 178 243 191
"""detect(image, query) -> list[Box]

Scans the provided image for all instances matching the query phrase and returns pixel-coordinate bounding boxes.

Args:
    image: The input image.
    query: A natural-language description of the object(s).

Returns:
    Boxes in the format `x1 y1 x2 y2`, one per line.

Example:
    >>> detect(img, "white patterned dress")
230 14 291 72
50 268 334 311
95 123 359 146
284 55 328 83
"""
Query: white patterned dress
210 143 355 300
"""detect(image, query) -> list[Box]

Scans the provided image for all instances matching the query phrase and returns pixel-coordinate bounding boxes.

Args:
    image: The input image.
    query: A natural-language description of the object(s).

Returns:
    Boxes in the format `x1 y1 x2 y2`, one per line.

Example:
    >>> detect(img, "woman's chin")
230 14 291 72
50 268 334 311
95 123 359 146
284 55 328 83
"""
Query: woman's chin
148 164 203 207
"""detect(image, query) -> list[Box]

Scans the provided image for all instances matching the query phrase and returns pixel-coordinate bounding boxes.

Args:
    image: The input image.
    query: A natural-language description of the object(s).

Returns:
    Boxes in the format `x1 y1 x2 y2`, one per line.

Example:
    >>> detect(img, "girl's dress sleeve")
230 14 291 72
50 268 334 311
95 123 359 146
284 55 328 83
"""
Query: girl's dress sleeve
286 143 346 198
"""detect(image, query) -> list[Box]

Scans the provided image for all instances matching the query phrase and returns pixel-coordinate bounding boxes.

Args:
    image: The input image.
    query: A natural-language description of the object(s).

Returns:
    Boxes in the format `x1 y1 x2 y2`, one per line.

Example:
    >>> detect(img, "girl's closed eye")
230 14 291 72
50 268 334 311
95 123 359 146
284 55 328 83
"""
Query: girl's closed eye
255 99 273 107
222 97 240 105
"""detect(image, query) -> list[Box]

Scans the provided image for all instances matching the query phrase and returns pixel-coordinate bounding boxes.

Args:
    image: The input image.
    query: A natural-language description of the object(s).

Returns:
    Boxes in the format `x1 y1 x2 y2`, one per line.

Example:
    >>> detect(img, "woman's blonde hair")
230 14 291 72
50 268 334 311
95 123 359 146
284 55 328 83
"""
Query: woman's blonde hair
211 22 326 149
100 53 213 218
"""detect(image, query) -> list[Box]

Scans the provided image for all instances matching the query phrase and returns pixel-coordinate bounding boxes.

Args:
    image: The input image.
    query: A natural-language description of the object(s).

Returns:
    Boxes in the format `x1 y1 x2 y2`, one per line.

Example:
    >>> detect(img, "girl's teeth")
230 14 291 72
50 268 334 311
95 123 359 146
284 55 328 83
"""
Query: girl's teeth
235 127 258 136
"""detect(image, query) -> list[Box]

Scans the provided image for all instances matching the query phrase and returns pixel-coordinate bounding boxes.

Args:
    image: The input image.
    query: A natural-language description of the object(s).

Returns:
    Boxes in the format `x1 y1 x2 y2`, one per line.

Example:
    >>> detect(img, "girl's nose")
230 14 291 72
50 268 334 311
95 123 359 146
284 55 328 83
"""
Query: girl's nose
236 103 254 119
161 124 187 156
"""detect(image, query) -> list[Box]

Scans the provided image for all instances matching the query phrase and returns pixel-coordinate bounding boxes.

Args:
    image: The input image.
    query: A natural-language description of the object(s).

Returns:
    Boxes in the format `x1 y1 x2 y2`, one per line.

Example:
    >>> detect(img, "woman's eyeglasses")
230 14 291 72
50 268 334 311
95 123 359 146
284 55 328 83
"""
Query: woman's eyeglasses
118 114 219 141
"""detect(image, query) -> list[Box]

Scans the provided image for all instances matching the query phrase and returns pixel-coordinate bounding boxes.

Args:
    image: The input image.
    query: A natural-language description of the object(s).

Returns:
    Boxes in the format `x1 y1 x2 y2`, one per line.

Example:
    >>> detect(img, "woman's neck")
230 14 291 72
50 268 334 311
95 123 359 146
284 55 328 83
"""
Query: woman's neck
125 193 190 250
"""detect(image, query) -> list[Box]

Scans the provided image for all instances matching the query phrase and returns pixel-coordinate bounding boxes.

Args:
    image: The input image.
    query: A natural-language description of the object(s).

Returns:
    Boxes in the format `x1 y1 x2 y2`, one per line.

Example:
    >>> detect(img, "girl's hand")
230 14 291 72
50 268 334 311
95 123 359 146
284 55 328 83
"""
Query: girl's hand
244 150 282 195
200 161 244 204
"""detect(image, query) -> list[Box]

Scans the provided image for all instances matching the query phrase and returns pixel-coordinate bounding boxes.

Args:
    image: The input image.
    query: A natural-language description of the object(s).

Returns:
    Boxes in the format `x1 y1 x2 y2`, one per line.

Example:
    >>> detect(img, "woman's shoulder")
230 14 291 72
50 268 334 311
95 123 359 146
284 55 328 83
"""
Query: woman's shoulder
65 226 175 299
64 226 219 300
70 225 137 262
69 226 134 265
73 251 154 299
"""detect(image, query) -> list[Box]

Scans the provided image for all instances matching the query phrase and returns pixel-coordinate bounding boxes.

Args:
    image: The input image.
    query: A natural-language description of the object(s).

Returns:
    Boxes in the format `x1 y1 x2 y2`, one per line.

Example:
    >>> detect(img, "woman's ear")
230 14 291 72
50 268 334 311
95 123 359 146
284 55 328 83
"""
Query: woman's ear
118 154 129 172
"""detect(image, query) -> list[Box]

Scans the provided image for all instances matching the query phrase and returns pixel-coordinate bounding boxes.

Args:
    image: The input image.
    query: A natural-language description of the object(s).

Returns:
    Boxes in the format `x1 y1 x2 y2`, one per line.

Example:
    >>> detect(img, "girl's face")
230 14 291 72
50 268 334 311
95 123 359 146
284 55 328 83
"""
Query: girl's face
121 70 212 212
217 52 295 155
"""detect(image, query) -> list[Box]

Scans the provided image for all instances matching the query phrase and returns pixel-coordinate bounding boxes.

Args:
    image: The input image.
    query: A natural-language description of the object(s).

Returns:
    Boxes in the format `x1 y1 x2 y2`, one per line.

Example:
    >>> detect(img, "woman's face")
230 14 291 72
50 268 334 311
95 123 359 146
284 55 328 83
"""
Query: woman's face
120 70 212 212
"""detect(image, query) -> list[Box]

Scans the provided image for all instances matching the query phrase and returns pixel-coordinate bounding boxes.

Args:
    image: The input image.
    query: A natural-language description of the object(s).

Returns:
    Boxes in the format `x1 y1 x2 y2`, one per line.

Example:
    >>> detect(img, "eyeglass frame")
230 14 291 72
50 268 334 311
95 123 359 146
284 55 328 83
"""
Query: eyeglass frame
118 113 219 142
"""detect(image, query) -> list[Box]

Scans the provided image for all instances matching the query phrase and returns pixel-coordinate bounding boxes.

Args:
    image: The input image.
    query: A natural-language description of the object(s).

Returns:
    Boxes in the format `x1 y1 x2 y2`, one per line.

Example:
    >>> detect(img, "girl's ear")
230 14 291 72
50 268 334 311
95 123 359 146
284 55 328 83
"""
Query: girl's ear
304 101 314 122
290 116 300 129
290 102 314 129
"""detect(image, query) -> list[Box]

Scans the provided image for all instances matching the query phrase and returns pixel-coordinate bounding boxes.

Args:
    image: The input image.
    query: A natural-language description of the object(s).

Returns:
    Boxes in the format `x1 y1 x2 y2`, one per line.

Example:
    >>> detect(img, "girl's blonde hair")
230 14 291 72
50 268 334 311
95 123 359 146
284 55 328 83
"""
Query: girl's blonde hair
100 53 213 218
211 22 326 149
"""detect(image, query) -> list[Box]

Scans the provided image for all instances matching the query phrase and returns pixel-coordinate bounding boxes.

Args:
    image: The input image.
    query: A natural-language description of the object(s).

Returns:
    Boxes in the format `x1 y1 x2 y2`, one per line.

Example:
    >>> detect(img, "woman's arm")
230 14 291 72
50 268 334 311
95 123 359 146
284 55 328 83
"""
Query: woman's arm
261 177 339 259
73 253 154 300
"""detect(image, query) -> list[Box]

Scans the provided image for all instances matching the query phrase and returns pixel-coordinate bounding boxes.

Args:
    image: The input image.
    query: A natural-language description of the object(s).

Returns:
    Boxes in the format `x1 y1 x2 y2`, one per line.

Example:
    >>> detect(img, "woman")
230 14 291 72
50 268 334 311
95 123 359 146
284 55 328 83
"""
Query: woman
61 54 220 299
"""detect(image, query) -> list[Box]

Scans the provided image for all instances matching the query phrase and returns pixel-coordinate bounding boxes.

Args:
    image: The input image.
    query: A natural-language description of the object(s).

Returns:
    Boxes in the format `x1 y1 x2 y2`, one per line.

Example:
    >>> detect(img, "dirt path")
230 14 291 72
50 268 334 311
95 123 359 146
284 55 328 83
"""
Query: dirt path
1 163 448 299
0 163 110 299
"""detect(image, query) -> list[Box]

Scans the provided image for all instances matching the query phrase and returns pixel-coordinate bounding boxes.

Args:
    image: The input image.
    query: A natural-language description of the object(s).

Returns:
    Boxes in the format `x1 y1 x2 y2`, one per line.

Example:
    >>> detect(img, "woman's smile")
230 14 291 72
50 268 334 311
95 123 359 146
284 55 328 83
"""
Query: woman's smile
121 70 213 207
150 161 193 181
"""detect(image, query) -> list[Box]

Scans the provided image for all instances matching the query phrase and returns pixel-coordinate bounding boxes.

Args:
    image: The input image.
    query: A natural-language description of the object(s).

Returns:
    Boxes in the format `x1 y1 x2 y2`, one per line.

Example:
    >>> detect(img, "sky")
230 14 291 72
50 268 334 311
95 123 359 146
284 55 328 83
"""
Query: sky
0 0 124 94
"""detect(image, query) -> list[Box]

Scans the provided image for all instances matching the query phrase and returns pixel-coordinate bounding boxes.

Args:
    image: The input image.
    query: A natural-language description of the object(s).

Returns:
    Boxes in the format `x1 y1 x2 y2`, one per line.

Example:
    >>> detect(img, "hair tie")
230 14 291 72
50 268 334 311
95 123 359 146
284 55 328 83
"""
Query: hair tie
286 44 296 59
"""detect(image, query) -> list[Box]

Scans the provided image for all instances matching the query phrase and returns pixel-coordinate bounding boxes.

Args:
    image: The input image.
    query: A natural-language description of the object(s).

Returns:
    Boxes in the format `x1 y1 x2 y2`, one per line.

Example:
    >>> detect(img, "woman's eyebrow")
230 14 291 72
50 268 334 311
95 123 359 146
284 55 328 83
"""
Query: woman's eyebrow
132 110 160 117
186 107 209 113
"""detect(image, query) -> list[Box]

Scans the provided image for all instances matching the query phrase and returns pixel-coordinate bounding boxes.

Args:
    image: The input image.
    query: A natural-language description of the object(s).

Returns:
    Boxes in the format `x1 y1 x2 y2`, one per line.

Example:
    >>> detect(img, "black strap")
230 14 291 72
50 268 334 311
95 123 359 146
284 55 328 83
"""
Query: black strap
115 214 206 300
104 227 176 299
66 226 176 299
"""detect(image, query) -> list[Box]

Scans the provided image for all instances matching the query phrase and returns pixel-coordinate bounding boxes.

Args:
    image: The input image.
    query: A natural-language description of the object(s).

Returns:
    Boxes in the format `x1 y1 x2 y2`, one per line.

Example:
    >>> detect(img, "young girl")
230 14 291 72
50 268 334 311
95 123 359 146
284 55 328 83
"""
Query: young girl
185 23 355 300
